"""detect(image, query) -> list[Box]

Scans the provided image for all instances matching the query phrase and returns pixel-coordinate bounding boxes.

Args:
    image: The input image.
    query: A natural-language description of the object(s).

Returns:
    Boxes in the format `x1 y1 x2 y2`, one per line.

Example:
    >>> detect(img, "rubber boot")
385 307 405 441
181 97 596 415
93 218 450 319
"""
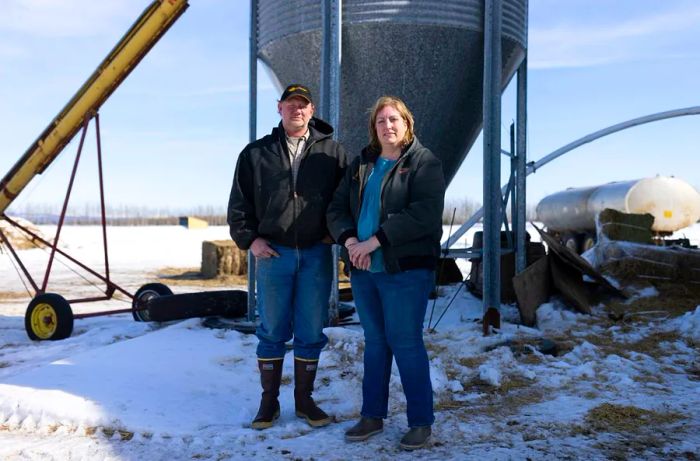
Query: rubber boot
251 358 283 429
294 358 332 427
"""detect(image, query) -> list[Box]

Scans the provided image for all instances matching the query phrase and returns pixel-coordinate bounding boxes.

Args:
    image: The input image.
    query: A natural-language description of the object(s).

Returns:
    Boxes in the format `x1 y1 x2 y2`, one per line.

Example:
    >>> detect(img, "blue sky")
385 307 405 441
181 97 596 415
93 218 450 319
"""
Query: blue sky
0 0 698 214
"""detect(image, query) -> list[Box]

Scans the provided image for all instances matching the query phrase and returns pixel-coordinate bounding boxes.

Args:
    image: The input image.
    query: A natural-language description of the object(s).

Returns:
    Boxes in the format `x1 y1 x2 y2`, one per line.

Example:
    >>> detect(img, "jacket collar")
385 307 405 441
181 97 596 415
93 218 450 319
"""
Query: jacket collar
361 136 423 164
273 116 334 144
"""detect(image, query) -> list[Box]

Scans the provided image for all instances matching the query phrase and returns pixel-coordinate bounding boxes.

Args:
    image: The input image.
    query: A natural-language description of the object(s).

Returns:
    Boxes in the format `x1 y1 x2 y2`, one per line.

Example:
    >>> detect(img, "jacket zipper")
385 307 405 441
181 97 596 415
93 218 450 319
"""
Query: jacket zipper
292 136 320 246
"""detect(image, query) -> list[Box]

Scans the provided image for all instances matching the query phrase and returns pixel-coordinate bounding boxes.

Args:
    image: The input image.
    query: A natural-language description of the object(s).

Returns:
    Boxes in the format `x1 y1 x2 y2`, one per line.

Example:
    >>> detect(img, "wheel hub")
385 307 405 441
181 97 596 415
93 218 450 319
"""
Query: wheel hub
31 303 57 339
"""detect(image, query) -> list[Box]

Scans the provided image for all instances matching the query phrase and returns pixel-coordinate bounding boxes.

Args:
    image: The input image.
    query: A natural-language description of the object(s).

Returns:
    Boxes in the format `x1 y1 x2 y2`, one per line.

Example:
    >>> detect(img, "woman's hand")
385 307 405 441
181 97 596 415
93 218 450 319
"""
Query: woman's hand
344 237 360 248
346 236 380 270
345 237 369 270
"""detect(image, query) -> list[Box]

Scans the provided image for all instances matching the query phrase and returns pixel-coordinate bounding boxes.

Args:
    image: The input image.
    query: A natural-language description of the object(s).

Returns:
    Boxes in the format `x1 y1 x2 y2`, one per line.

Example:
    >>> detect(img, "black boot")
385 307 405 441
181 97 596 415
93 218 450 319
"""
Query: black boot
294 358 332 427
251 358 283 430
345 417 383 441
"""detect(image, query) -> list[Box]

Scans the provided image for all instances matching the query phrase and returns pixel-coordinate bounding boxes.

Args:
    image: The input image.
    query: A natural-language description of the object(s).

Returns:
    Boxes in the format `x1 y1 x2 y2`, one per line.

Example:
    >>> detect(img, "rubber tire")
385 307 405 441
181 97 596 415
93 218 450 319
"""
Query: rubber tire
25 293 74 341
147 290 247 322
132 283 173 322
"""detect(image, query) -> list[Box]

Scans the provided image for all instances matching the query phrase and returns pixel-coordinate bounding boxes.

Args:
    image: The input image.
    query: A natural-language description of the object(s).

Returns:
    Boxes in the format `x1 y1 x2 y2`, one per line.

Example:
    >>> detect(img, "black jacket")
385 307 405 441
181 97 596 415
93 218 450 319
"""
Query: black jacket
327 136 445 273
228 117 347 249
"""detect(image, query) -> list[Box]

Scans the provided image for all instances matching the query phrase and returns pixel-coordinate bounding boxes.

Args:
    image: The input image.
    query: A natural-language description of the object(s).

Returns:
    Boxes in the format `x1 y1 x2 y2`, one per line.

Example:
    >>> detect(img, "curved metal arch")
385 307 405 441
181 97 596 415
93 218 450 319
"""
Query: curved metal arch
528 105 700 175
443 105 700 249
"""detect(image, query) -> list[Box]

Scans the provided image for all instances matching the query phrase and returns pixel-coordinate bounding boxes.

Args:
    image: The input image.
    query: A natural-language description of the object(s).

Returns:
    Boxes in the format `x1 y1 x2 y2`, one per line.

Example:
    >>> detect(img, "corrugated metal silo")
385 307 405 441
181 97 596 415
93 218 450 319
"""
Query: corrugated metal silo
255 0 527 184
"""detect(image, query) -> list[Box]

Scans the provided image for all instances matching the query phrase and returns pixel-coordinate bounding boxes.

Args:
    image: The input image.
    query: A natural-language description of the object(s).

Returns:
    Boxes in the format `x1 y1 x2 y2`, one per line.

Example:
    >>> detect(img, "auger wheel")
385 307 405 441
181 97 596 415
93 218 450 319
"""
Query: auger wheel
25 293 74 341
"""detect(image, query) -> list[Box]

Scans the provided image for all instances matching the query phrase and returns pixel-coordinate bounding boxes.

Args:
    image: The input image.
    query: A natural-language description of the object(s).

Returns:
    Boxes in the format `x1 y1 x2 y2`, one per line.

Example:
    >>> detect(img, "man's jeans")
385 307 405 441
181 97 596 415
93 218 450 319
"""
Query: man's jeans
255 242 332 360
350 268 435 428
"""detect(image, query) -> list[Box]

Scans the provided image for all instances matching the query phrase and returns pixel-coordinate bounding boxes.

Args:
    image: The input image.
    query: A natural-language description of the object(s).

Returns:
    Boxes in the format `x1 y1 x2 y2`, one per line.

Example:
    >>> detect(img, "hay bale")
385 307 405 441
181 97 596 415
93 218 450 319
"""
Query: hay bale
201 240 247 278
597 209 653 244
0 217 45 250
593 240 700 289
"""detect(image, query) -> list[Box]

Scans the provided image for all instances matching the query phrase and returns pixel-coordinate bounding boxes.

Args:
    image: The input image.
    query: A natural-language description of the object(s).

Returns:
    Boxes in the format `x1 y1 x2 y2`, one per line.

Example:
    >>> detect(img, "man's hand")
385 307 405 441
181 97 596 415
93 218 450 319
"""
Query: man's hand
250 238 280 258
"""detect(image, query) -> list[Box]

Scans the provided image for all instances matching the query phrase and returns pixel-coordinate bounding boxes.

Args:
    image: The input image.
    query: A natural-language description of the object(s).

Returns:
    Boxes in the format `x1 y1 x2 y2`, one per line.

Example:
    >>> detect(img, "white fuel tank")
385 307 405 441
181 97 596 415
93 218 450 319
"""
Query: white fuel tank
536 176 700 233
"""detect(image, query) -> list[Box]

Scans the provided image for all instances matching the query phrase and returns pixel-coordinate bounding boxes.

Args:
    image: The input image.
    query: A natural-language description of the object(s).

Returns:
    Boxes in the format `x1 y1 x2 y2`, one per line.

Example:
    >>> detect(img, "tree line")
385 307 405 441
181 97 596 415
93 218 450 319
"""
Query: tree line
441 197 538 224
7 203 228 226
8 200 538 226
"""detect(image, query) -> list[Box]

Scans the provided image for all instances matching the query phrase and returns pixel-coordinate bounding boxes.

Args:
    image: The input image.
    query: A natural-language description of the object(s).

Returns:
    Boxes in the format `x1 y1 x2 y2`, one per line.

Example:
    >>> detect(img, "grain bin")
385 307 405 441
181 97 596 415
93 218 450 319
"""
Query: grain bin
254 0 527 184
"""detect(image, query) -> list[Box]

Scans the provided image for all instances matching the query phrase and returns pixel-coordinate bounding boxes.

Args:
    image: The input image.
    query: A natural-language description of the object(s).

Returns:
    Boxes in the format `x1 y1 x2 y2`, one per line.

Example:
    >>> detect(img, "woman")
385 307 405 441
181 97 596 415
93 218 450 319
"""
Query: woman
327 96 445 450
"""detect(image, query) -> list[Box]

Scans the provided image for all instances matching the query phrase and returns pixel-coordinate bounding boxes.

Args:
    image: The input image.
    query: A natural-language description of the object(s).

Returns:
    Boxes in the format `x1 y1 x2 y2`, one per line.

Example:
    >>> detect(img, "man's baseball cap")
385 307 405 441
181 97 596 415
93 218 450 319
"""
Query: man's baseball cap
280 84 313 104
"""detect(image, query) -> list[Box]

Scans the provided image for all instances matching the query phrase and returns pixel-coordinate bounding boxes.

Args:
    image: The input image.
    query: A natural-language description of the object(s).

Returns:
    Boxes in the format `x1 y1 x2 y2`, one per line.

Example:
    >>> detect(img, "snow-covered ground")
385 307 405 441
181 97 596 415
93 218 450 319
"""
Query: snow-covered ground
1 224 699 460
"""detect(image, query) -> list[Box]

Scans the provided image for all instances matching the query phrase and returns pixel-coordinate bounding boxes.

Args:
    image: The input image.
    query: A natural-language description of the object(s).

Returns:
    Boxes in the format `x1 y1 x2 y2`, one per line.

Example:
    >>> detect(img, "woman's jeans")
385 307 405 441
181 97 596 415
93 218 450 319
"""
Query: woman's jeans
255 242 332 360
350 268 435 427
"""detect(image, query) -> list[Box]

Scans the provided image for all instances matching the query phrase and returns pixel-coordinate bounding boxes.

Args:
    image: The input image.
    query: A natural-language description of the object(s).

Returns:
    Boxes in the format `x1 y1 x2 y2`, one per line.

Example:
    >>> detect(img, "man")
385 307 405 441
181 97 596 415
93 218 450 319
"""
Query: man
228 84 346 430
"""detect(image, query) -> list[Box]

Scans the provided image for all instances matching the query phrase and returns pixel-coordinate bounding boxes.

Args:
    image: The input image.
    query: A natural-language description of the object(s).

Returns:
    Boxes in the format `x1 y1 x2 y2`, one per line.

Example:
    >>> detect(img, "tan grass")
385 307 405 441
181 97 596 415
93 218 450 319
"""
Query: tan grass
425 342 448 356
520 353 544 365
632 371 666 387
579 329 684 361
457 355 486 369
627 331 684 358
0 291 29 300
101 427 134 441
585 403 684 433
605 284 700 320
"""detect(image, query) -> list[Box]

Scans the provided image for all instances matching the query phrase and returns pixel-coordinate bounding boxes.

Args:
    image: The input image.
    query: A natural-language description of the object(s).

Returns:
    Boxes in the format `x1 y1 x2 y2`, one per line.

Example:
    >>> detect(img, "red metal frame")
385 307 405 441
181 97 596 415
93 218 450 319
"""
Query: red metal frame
0 112 138 319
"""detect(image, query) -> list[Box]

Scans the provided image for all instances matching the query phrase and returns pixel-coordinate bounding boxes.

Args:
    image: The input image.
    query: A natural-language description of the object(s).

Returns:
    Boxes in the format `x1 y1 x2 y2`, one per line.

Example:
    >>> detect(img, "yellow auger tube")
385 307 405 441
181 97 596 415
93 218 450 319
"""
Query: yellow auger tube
0 0 189 214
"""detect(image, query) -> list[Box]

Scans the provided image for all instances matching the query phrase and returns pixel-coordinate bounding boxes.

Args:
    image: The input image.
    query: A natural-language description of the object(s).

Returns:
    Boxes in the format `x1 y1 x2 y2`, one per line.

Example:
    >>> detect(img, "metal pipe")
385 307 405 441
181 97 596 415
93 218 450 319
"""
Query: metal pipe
509 122 516 238
515 55 528 273
42 117 91 292
249 0 258 144
320 0 342 124
501 171 514 244
321 0 342 325
482 0 503 322
329 0 342 133
528 106 700 175
73 307 134 318
247 0 259 323
69 297 116 305
94 113 111 282
3 215 133 299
